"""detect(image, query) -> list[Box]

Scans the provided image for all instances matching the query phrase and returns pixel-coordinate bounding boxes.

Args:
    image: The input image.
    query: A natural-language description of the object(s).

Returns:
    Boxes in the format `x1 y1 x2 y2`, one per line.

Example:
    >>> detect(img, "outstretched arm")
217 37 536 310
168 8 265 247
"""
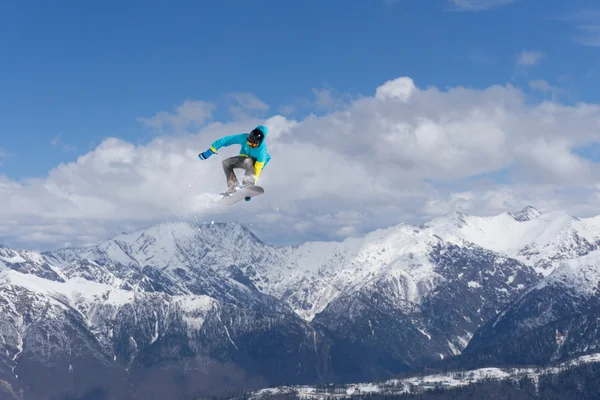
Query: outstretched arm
210 134 247 152
198 133 247 160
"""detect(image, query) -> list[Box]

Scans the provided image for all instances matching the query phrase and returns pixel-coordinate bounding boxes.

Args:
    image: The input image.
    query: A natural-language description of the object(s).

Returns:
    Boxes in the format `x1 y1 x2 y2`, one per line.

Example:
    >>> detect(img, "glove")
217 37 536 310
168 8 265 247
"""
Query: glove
198 148 215 160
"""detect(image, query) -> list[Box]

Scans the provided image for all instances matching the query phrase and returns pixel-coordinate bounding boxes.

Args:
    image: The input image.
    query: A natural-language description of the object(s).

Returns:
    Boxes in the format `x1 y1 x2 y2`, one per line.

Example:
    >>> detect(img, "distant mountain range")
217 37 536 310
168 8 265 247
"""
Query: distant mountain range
3 206 600 399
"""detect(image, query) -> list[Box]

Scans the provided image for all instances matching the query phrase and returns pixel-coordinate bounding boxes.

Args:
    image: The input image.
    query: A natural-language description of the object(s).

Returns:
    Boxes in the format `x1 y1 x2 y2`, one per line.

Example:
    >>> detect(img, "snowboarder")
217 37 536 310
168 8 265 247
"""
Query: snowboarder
198 125 271 196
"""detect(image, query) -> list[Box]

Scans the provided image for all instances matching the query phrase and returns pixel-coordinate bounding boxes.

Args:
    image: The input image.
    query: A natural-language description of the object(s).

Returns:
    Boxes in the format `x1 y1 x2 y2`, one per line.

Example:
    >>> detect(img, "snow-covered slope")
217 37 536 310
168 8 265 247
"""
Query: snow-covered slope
422 207 600 275
263 225 442 321
44 222 294 308
581 214 600 230
0 246 66 282
538 250 600 296
485 248 600 335
245 352 600 399
454 248 600 370
0 265 322 399
306 239 539 378
77 221 288 272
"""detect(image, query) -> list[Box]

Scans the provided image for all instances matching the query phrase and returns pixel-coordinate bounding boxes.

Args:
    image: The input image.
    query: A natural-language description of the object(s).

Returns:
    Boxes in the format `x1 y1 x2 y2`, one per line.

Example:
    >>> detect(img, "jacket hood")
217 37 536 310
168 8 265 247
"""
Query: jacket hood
255 125 268 137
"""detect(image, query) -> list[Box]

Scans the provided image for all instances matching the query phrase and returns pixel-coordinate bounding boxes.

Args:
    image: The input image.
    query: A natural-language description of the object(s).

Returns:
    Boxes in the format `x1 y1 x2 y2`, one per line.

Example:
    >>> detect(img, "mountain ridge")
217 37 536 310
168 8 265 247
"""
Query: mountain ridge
3 206 600 398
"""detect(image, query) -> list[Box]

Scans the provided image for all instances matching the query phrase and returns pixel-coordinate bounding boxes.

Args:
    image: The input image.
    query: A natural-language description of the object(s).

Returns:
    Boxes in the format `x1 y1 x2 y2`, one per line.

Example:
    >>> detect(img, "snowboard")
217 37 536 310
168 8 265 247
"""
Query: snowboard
218 185 264 205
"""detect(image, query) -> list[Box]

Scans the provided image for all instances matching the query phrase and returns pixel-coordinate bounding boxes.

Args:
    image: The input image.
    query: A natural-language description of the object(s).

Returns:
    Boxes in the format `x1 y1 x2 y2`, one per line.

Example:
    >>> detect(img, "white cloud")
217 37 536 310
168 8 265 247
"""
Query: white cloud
138 100 215 132
278 105 295 115
551 9 600 47
375 77 416 101
278 86 353 115
529 80 571 102
516 50 546 66
311 87 354 111
227 92 269 111
513 137 594 185
51 132 77 152
4 77 600 249
0 148 11 167
529 80 553 93
574 25 600 47
226 92 269 120
448 0 517 11
312 88 335 109
469 49 496 64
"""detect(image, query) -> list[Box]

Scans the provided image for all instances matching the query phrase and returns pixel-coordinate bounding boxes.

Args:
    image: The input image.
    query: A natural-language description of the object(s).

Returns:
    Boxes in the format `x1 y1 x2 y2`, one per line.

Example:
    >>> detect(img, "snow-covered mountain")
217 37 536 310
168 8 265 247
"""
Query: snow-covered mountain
0 265 324 399
452 249 600 370
2 206 600 398
422 207 600 275
0 246 65 282
221 205 600 323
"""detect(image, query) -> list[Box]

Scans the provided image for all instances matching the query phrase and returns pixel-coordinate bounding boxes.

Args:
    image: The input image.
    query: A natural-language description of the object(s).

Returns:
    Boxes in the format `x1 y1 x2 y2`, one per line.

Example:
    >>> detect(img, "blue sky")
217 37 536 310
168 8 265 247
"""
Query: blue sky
1 0 599 180
4 0 600 250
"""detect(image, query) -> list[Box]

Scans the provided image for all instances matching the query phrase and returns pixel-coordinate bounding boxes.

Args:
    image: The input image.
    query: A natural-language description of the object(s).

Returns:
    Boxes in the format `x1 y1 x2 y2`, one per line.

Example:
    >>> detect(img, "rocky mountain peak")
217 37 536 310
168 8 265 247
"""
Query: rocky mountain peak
510 205 542 222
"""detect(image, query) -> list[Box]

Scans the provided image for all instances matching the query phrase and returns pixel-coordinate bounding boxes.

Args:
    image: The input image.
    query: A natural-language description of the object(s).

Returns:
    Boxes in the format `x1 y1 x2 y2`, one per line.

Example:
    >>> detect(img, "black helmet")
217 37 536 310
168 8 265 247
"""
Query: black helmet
247 128 265 148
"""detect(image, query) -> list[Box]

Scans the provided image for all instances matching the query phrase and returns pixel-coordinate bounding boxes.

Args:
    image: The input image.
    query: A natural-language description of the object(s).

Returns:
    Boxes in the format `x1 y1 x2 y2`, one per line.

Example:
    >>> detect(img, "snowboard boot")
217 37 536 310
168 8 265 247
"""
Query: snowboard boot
220 185 245 197
220 188 235 197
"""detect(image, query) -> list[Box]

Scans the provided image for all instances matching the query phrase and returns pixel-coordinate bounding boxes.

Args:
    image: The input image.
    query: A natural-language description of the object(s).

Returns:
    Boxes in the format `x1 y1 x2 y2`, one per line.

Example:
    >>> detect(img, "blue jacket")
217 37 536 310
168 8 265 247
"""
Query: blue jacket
209 125 271 178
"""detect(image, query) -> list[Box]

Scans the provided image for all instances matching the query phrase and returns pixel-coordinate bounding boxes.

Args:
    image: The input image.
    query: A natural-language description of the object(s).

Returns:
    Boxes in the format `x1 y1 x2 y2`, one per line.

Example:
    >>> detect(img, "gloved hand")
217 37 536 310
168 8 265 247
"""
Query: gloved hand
198 148 215 160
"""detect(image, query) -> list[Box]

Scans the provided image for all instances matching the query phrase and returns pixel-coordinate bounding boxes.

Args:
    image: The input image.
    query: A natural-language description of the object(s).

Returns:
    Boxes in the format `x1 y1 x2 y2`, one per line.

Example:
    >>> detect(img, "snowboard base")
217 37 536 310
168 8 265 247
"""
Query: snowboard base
218 185 264 205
